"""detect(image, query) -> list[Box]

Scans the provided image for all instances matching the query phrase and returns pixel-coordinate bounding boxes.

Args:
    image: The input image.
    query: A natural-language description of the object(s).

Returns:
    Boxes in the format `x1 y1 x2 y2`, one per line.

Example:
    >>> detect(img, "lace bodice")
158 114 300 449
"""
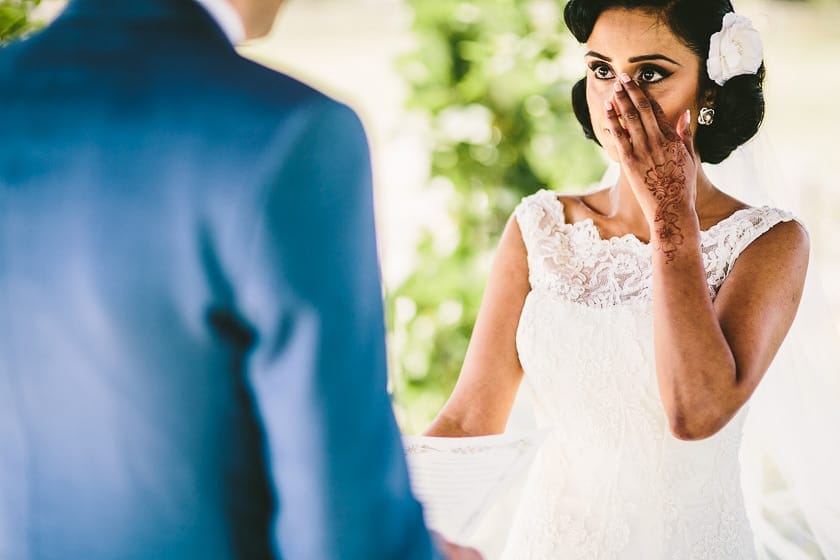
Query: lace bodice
501 190 797 559
514 189 795 307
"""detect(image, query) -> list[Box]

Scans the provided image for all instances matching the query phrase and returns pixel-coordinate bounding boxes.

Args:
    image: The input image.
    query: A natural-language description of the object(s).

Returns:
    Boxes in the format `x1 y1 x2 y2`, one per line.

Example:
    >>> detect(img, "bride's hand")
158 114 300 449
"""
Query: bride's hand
604 75 698 246
432 532 484 559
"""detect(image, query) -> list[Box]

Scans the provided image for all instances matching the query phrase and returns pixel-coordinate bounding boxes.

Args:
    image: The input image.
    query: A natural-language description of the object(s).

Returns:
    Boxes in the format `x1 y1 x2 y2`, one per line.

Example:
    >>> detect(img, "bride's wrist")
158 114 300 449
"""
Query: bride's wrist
648 208 700 262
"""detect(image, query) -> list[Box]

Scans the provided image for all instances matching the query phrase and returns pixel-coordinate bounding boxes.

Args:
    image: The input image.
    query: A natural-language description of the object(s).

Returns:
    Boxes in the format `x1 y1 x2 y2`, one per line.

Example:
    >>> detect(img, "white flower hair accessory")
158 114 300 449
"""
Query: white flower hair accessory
706 12 764 87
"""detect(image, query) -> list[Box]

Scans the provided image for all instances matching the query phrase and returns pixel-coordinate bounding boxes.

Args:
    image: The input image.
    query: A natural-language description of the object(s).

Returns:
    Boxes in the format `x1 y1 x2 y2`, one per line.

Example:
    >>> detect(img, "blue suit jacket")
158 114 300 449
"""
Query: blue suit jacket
0 1 436 558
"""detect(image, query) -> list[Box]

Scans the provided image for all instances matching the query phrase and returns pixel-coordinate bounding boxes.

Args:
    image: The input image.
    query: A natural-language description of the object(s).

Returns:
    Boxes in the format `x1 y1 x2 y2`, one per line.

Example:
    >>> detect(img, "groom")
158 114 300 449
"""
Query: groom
0 0 479 558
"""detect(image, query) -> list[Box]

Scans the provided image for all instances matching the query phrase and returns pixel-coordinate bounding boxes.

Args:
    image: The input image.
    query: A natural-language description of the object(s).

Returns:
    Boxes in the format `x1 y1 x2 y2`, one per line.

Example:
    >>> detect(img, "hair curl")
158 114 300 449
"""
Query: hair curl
564 0 765 164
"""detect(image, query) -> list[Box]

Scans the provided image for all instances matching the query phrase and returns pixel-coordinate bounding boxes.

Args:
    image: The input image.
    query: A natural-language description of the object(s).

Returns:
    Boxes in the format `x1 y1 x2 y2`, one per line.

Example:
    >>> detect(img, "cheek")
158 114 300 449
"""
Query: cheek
586 78 609 123
586 80 611 135
643 86 702 130
586 78 620 161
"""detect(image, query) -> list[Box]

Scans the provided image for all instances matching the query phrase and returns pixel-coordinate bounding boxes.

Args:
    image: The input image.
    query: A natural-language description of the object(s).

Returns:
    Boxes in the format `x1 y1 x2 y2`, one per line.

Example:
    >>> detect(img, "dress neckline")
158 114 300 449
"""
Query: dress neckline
547 191 762 248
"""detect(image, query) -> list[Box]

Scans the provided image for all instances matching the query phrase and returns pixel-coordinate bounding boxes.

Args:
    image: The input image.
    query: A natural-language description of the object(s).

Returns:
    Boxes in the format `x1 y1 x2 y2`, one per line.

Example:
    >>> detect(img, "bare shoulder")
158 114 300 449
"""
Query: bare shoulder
556 193 582 206
703 189 808 267
497 214 530 272
738 218 809 267
722 217 810 299
557 188 611 223
555 194 581 217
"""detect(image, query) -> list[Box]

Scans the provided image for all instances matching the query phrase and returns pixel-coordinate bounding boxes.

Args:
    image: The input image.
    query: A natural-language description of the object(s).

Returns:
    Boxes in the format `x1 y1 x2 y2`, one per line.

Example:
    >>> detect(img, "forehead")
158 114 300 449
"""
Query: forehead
586 8 696 63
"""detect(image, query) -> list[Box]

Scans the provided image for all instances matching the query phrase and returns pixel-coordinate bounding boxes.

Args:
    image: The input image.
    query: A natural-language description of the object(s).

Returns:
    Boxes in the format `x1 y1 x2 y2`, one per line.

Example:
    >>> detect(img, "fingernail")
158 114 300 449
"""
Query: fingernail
620 73 632 84
685 109 691 124
604 100 613 112
613 81 623 92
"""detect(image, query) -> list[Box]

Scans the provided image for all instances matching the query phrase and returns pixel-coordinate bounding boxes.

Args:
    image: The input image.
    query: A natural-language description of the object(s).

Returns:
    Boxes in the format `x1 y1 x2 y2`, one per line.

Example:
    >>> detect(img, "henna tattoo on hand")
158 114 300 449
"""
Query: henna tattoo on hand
644 144 687 264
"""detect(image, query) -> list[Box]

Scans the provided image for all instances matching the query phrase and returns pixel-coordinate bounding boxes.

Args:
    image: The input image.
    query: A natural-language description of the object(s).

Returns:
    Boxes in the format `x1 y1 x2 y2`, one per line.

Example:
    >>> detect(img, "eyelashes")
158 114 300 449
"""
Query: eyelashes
638 66 670 83
589 62 614 80
587 62 672 84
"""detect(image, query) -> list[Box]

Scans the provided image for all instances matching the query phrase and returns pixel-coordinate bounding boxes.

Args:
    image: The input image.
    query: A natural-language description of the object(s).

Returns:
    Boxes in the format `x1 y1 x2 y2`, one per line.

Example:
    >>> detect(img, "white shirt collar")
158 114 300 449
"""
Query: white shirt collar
193 0 246 45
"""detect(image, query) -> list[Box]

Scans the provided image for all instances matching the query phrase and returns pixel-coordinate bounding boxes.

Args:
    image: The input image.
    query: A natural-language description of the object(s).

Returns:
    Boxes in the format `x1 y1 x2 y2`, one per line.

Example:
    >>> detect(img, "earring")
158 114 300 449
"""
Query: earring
698 107 715 126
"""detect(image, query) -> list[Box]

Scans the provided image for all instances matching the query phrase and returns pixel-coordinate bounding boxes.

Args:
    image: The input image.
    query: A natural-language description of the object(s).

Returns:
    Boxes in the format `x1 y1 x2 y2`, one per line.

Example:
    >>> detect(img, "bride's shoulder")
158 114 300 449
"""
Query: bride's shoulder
727 207 809 257
707 196 808 282
516 188 563 210
517 187 607 206
707 193 804 237
514 189 564 230
515 188 603 226
695 189 804 240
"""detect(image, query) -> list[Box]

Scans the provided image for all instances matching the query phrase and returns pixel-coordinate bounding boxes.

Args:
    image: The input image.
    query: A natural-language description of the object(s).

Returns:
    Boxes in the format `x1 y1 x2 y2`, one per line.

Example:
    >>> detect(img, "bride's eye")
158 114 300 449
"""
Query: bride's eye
638 66 669 84
589 63 615 80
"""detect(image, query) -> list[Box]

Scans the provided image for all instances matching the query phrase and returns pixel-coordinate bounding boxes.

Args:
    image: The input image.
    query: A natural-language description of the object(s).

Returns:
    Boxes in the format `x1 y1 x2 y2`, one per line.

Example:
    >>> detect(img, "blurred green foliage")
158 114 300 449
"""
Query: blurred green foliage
0 0 41 45
390 0 606 433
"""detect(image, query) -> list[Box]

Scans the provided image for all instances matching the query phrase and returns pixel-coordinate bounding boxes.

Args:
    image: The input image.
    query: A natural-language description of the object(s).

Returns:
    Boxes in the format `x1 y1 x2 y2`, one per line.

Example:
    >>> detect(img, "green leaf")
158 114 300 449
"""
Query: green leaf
0 0 43 45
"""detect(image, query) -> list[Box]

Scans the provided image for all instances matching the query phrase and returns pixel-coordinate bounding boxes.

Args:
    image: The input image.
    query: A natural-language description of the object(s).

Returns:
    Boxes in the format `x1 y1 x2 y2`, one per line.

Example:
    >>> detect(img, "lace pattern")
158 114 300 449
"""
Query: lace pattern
501 190 797 559
514 189 795 307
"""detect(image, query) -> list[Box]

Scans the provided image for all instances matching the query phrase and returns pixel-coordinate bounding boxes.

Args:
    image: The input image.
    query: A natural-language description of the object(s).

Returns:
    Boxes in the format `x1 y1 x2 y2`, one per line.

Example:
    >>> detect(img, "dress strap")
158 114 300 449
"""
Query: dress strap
722 206 800 272
514 189 566 253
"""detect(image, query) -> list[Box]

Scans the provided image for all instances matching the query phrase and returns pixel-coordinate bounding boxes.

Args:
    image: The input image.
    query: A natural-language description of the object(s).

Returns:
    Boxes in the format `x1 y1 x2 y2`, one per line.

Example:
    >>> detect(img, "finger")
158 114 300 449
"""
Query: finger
648 98 680 142
676 109 697 159
610 80 648 147
617 73 662 141
603 99 634 160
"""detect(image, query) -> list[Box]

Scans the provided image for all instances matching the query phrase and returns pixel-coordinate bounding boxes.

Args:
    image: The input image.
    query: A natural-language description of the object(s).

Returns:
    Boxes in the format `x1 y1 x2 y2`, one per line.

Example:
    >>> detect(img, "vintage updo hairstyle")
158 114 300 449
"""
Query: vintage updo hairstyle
564 0 765 164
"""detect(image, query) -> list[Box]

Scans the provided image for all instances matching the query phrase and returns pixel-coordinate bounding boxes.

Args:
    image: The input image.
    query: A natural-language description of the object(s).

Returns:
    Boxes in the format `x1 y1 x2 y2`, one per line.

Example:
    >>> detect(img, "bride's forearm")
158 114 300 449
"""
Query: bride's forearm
424 415 473 437
650 216 739 440
424 412 500 437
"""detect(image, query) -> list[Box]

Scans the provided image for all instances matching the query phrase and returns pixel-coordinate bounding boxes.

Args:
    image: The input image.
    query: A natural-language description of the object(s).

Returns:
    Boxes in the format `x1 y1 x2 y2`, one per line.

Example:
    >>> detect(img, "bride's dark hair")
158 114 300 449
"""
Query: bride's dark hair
564 0 765 164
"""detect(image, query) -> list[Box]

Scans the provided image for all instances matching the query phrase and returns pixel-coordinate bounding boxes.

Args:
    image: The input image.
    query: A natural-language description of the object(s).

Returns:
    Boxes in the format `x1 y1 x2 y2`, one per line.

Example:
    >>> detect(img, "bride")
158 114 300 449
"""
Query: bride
424 0 811 557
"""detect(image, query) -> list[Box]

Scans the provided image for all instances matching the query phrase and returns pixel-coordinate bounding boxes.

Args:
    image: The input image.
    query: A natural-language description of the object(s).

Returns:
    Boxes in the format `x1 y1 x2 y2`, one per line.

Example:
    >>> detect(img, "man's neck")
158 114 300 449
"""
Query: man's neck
193 0 245 45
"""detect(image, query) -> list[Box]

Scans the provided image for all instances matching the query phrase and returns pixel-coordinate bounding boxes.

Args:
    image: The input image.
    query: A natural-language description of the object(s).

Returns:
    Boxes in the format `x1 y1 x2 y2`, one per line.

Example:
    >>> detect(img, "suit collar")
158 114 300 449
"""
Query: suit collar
65 0 204 18
61 0 236 46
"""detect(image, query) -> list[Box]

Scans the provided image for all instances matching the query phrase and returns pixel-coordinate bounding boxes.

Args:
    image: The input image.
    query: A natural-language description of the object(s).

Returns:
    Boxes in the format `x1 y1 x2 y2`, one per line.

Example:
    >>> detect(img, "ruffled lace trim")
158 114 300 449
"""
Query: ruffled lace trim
514 189 796 308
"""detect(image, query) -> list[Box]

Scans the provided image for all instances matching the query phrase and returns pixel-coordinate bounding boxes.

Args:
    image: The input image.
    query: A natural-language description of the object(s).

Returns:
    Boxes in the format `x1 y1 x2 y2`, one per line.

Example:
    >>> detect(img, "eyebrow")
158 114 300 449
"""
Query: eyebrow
585 50 682 66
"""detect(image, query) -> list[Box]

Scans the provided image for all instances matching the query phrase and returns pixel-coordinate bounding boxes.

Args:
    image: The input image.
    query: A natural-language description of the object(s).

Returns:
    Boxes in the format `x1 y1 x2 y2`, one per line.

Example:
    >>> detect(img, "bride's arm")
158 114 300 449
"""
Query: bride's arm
607 77 810 441
424 216 531 437
652 218 808 441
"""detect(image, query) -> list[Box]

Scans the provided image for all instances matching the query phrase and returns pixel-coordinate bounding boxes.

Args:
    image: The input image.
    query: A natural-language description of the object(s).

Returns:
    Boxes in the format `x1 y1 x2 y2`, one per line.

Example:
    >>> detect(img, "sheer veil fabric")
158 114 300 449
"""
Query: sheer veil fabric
592 135 840 559
704 134 840 559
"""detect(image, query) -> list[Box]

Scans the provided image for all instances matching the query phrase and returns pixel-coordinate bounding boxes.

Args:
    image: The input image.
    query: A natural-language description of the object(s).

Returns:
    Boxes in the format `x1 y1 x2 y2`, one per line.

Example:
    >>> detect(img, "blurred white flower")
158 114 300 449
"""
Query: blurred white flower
527 0 560 33
395 297 418 324
438 300 464 325
454 2 482 24
437 104 494 145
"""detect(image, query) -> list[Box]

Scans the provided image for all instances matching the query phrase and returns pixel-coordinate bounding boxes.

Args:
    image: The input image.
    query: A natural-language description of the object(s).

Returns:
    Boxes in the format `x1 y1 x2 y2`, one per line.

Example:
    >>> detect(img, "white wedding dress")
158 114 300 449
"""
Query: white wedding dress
500 189 798 559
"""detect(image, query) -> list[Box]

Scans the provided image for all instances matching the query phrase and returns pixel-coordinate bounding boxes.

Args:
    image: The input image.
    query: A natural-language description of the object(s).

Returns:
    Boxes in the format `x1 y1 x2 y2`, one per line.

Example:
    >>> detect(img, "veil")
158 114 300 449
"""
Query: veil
703 134 840 560
586 134 840 559
596 135 840 558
